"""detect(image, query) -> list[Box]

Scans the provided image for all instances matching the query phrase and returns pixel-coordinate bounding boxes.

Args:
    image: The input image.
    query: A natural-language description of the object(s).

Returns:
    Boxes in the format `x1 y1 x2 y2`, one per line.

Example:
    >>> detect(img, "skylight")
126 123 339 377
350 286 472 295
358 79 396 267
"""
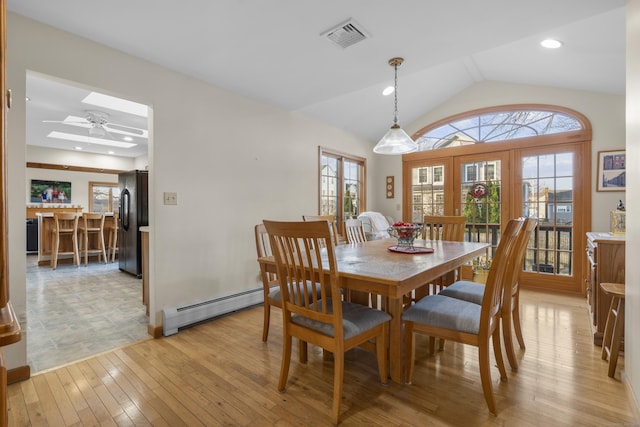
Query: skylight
82 92 149 117
47 131 137 148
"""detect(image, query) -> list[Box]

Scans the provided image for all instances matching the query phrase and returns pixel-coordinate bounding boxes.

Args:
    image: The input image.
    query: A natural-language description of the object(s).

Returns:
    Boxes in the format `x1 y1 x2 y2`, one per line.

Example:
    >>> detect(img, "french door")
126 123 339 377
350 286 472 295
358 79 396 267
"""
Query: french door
514 144 585 293
404 143 587 294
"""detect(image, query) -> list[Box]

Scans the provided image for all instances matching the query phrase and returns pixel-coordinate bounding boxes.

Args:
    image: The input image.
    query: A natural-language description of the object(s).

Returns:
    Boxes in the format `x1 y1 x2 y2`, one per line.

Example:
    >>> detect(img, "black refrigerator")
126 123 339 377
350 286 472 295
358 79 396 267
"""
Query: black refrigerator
118 170 149 278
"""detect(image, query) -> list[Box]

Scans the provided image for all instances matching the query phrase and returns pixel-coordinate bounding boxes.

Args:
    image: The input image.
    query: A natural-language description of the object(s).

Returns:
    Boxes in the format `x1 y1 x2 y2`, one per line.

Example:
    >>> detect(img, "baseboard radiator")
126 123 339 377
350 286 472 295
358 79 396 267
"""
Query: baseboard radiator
162 288 263 336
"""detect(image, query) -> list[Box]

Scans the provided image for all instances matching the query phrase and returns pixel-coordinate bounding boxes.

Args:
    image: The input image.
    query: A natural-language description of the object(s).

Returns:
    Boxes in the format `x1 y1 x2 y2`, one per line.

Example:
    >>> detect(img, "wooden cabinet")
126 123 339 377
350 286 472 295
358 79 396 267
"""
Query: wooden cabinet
585 232 625 345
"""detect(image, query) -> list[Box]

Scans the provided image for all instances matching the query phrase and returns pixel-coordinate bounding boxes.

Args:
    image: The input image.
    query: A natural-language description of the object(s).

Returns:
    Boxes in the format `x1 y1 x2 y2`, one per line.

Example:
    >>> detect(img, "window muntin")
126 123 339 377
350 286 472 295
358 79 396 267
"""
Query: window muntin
415 109 583 151
319 149 365 233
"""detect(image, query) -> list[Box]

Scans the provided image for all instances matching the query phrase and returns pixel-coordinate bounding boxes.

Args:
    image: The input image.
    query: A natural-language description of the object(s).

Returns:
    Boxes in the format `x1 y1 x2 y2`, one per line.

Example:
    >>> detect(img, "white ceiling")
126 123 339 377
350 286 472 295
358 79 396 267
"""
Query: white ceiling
9 0 626 158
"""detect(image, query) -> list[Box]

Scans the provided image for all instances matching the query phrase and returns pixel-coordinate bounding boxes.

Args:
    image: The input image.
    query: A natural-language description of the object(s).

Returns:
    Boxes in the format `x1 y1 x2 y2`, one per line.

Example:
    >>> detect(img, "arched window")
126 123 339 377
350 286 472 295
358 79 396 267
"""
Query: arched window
413 105 587 151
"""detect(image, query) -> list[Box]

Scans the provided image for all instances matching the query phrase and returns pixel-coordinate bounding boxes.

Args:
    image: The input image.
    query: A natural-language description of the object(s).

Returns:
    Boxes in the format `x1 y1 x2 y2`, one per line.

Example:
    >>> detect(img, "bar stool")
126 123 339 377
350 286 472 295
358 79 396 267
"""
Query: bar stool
51 212 80 270
600 282 625 378
105 211 119 262
78 212 107 265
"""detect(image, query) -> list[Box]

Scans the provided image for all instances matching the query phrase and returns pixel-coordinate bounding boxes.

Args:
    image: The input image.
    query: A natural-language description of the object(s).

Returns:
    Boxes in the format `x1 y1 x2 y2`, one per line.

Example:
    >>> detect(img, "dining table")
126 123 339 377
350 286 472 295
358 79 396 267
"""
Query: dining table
258 237 489 384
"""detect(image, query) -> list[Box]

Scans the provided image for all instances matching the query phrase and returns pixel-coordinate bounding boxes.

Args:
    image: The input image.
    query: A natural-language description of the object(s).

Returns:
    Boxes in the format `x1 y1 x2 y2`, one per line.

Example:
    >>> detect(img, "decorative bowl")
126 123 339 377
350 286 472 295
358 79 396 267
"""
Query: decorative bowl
387 223 422 247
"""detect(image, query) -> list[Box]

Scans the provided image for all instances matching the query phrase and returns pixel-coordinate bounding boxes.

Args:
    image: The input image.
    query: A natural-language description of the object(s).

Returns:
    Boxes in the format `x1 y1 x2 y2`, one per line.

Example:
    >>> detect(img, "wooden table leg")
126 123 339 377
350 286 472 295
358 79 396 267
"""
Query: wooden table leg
387 297 403 383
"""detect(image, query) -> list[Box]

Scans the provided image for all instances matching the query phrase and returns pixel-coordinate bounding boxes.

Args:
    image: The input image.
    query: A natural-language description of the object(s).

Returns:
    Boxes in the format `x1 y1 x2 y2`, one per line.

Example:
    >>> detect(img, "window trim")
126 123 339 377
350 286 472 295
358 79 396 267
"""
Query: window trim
88 181 119 213
411 104 590 151
318 147 366 234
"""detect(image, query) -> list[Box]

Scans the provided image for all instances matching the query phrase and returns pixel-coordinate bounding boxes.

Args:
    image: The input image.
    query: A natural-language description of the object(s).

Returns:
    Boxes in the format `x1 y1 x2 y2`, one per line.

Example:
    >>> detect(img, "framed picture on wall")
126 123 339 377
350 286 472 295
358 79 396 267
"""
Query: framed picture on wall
30 179 72 203
596 150 626 192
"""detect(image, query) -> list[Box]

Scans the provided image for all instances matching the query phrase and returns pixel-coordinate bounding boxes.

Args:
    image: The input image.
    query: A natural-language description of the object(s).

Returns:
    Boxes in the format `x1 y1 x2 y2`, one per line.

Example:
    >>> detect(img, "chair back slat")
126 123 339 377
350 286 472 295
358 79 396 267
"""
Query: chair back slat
422 215 466 241
264 220 341 333
344 219 366 244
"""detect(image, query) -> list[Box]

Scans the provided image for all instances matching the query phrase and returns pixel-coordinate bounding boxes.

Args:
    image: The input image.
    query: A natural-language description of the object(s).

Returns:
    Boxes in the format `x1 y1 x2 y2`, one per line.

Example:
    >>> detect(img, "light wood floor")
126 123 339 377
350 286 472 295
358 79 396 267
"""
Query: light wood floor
7 289 639 426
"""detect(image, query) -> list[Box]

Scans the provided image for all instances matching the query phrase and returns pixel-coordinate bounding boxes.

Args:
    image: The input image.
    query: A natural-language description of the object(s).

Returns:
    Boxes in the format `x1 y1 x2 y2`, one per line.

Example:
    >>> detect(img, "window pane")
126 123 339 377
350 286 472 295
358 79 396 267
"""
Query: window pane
521 152 574 277
410 165 445 223
92 185 111 213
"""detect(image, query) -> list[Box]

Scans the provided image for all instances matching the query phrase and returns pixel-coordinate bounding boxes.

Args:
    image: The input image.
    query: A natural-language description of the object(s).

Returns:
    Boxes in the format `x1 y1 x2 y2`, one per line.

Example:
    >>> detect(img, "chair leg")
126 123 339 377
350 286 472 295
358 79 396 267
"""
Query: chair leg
479 338 497 414
332 352 344 425
100 232 107 264
299 340 308 363
492 327 508 381
73 233 79 267
278 334 292 392
512 292 526 350
602 297 617 361
262 302 271 342
608 299 625 378
51 233 59 270
502 308 518 371
84 232 89 266
428 336 436 354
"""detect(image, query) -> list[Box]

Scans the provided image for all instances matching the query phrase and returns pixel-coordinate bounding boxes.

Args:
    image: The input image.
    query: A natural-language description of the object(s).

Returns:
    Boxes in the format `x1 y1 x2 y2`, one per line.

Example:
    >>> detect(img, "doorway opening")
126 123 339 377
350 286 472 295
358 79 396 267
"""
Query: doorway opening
25 71 151 372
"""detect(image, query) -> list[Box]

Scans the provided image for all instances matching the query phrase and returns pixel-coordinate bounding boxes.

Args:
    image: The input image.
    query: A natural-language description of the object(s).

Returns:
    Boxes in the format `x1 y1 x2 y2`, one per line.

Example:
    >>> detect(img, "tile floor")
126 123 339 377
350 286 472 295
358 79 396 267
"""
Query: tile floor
26 254 150 373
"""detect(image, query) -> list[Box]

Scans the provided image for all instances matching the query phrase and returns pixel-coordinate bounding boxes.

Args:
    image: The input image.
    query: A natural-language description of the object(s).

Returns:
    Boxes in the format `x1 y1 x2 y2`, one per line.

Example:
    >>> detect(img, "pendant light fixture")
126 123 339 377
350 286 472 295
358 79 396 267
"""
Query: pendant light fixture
373 57 417 155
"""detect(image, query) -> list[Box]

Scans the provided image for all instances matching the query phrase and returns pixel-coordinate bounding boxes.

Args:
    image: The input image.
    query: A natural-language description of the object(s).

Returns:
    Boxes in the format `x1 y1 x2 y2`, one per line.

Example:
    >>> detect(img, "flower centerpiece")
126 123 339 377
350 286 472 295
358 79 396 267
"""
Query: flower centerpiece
387 221 422 248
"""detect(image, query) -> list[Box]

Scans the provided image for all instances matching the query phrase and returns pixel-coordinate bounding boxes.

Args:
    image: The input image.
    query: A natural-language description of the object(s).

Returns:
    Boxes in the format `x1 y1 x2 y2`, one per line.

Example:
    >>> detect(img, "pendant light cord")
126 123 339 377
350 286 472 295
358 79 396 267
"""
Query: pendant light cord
393 63 399 126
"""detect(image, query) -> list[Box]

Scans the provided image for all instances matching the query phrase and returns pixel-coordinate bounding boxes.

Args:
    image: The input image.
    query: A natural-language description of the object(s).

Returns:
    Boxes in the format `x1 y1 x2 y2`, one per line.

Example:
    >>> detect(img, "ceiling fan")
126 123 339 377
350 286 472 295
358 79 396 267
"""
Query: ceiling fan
43 110 147 139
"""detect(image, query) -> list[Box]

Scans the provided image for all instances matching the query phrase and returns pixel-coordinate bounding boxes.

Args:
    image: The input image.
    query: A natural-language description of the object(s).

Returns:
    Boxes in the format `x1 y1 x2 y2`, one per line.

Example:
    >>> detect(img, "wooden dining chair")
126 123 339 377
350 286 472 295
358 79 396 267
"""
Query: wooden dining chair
105 211 119 262
438 217 537 370
412 215 467 302
78 212 107 265
51 212 80 270
263 219 390 425
403 217 525 414
302 215 341 246
255 223 281 342
255 223 323 342
344 218 367 244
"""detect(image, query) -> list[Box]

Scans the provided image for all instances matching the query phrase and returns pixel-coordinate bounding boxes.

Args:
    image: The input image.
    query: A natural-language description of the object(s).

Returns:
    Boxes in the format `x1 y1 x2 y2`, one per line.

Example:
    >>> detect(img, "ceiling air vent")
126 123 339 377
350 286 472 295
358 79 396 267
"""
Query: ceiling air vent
321 18 369 49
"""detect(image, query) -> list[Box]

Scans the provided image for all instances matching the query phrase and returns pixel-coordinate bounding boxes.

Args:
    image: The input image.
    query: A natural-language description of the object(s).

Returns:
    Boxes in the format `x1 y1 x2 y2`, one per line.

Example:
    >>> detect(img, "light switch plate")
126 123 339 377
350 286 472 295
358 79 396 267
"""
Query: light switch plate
164 192 177 205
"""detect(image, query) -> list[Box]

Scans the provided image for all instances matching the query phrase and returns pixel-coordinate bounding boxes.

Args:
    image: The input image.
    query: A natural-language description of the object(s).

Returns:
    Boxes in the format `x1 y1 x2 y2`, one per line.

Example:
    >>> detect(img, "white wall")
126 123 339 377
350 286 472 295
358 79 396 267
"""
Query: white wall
373 80 626 231
625 0 640 407
5 13 375 369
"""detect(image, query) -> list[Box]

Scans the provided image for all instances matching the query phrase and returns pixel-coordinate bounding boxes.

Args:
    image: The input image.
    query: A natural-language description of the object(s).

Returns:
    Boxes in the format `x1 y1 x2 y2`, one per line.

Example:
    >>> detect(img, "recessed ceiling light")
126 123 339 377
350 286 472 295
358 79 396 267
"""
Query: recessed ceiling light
47 131 137 148
74 146 83 150
382 86 394 96
541 39 563 49
108 151 115 155
82 92 148 117
123 136 133 142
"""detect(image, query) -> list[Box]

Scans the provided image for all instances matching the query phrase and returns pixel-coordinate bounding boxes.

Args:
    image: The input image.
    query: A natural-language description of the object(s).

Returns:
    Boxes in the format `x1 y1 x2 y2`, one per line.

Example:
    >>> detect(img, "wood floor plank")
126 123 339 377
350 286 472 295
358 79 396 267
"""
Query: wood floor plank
42 370 82 426
6 289 639 426
30 374 66 426
6 382 30 427
65 363 118 426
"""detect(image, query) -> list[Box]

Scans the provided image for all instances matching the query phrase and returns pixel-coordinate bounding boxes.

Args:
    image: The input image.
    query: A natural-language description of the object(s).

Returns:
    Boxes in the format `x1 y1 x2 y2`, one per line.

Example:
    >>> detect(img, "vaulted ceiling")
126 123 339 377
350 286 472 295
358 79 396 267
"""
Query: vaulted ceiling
9 0 626 157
